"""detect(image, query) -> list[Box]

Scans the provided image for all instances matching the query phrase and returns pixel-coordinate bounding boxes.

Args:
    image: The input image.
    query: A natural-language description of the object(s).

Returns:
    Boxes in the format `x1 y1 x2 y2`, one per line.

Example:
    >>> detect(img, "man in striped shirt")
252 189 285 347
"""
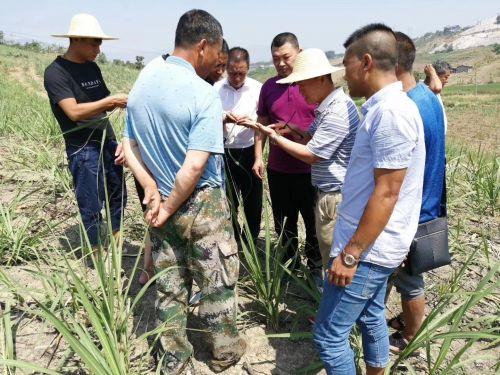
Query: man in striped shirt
255 49 360 269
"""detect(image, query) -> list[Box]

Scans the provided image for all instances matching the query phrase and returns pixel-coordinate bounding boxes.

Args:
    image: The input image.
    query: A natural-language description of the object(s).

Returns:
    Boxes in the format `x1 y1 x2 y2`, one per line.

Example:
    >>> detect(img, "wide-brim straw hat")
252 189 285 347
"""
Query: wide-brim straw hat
52 13 118 40
277 48 344 84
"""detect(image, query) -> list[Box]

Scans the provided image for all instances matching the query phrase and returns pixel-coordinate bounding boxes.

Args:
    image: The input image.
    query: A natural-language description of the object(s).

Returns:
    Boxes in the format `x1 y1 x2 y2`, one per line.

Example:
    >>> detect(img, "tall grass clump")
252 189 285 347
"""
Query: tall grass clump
0 195 43 264
0 216 174 374
447 145 499 216
239 198 294 331
0 148 174 373
390 254 499 373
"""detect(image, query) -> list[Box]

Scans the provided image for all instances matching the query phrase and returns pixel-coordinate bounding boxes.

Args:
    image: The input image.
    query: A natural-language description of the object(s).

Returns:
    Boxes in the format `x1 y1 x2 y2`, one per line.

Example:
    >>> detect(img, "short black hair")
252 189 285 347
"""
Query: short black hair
343 23 397 71
175 9 223 48
395 31 416 72
221 39 229 55
433 60 452 76
271 32 299 50
228 47 250 67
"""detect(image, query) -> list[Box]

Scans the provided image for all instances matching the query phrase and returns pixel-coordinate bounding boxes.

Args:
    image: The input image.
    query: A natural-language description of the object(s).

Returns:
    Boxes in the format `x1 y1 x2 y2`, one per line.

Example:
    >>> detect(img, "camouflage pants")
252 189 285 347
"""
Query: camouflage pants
150 187 244 373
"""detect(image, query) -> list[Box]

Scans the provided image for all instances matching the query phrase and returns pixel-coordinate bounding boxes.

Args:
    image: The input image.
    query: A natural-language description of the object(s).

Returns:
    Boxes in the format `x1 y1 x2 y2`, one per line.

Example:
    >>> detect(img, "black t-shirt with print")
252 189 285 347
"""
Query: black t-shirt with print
44 56 115 147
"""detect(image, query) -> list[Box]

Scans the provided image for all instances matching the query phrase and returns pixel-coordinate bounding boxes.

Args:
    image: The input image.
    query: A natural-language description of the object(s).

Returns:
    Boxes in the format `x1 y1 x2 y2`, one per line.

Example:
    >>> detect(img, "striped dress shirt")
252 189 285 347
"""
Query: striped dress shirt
306 87 360 192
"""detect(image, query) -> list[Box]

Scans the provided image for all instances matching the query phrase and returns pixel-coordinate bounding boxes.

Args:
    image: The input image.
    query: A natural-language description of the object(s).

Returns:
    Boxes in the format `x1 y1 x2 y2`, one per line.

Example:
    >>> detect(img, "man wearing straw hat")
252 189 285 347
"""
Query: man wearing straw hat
253 48 360 271
44 14 128 252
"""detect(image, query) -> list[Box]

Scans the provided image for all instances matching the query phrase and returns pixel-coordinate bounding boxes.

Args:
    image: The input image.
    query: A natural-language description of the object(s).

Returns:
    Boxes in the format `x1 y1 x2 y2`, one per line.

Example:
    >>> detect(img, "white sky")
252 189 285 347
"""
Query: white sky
1 0 498 62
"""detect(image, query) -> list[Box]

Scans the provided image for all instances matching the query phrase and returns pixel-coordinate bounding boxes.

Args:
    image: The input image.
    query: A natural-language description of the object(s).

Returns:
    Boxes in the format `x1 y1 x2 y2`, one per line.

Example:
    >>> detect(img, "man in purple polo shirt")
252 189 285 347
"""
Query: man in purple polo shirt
253 32 321 272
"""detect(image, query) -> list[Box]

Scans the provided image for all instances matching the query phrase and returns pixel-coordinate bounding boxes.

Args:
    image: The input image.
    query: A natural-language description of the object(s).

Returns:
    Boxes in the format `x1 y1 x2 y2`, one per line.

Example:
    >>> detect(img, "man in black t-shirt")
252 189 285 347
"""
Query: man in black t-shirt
44 14 127 251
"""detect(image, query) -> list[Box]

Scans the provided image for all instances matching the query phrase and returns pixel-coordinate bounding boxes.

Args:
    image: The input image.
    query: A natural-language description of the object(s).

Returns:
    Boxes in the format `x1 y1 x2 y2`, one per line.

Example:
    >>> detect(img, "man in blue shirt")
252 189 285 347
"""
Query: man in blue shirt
123 9 245 373
388 31 446 353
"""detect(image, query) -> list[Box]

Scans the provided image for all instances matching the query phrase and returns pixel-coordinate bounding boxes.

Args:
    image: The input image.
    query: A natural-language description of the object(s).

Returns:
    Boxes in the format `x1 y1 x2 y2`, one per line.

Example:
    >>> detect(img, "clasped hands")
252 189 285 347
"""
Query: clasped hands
142 185 170 228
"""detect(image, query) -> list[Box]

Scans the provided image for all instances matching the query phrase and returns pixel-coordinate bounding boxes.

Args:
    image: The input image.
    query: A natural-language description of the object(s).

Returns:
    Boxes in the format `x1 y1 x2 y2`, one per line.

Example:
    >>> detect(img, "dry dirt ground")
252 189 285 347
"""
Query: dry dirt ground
1 64 498 374
1 153 498 374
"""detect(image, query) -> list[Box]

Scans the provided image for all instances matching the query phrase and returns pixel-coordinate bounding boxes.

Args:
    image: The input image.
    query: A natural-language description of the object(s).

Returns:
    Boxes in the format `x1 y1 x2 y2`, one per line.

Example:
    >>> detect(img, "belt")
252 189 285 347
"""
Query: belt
314 186 341 195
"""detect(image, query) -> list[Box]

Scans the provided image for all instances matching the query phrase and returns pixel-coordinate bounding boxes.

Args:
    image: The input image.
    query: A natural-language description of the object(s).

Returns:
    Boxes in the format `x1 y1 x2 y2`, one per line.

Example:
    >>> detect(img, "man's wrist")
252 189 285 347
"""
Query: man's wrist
270 132 281 143
344 241 364 258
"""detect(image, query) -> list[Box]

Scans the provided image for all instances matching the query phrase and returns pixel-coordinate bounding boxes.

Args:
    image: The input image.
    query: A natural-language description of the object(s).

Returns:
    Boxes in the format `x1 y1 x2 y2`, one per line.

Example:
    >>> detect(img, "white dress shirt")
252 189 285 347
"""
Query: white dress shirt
330 81 426 268
215 77 262 149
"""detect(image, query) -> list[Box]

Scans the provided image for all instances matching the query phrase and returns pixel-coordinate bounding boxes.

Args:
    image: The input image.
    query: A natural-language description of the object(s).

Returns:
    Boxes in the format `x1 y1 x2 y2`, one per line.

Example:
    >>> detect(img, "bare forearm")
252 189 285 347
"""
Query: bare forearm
346 191 399 256
68 98 114 121
273 136 319 165
164 166 203 216
345 168 407 257
123 138 157 190
255 115 270 160
79 99 114 119
254 132 266 160
286 125 311 144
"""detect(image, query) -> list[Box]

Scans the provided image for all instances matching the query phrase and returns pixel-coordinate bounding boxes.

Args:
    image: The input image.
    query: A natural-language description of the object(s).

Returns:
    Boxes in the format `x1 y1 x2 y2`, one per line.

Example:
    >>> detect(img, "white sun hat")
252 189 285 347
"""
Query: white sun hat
52 13 118 40
277 48 344 84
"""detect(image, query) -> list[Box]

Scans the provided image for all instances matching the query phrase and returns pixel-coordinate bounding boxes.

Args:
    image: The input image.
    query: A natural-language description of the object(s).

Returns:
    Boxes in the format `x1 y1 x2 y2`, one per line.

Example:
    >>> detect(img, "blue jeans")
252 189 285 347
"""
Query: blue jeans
66 140 126 246
314 261 395 374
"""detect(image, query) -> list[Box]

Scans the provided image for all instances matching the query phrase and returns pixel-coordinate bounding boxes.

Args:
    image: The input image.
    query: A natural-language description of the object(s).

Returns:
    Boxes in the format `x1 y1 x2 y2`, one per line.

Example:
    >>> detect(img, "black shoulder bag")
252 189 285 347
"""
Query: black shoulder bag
407 169 451 275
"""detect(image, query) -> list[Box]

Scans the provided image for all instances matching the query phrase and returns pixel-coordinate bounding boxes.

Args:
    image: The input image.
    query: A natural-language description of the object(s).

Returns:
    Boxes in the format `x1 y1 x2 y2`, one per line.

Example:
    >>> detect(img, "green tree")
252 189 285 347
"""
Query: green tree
0 31 4 44
24 41 42 52
492 43 500 55
97 53 108 64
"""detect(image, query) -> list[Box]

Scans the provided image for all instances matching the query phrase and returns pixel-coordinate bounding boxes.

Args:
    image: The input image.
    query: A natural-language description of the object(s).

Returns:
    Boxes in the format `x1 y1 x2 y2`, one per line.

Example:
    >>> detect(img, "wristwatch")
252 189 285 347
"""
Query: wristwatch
341 250 360 267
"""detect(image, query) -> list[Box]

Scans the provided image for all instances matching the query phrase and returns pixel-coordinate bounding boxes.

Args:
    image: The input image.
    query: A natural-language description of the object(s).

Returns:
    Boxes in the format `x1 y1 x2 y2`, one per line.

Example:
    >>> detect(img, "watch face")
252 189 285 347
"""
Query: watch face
343 253 355 266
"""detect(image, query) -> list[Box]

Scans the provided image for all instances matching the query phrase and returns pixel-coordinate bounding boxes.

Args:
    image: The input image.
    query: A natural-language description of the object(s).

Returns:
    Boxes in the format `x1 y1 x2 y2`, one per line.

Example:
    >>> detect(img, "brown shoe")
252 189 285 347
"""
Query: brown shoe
208 339 247 373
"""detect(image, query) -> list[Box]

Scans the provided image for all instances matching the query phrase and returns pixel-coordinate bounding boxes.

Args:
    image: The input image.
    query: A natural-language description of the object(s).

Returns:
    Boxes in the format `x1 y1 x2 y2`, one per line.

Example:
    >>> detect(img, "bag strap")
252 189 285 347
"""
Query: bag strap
440 158 447 217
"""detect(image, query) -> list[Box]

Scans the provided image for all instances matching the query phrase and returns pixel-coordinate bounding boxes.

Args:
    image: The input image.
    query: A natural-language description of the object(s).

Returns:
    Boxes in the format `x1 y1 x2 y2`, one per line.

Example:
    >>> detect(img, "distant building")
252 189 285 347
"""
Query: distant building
453 65 473 73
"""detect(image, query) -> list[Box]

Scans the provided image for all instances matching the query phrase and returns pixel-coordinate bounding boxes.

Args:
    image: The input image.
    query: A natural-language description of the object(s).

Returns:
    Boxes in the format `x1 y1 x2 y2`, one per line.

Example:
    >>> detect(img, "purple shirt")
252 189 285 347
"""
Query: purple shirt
257 76 316 174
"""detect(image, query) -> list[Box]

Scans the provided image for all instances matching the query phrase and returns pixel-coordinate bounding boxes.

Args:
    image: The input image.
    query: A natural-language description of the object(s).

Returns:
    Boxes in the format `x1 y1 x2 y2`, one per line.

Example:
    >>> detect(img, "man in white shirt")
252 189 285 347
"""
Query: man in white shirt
313 24 425 375
215 47 263 242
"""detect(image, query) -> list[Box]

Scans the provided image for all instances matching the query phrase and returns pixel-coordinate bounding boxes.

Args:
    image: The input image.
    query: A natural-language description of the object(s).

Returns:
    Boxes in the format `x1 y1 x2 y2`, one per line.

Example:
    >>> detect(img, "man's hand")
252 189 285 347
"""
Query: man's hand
328 255 357 287
255 123 280 144
424 64 442 94
252 157 265 180
269 123 292 137
224 112 247 124
236 117 259 129
143 185 162 225
108 94 128 109
114 141 127 166
150 201 172 228
424 64 436 77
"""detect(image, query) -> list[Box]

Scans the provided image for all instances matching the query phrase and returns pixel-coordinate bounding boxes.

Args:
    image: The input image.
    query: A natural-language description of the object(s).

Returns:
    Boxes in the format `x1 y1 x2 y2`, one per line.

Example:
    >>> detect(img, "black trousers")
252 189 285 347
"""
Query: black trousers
267 168 321 269
224 145 263 242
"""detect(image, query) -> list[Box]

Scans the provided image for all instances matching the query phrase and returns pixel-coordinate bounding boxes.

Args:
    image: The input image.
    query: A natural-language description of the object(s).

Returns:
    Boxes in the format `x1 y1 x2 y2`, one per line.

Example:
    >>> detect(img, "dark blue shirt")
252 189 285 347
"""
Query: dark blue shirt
407 83 446 223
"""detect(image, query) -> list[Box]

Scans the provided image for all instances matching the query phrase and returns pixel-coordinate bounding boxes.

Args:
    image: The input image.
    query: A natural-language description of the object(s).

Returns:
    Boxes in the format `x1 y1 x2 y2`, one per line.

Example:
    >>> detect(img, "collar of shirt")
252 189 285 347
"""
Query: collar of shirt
222 78 250 92
165 55 196 74
315 87 344 115
361 81 403 115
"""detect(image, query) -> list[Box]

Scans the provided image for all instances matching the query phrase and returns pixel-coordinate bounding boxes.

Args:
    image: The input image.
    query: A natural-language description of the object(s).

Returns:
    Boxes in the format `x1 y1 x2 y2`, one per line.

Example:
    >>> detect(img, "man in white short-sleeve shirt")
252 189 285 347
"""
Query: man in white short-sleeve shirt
313 24 425 375
215 47 263 242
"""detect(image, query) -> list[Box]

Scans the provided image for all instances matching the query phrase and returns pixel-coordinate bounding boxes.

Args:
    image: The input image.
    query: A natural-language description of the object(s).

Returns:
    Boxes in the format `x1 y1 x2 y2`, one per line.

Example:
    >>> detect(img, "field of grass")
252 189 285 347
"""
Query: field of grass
0 43 499 374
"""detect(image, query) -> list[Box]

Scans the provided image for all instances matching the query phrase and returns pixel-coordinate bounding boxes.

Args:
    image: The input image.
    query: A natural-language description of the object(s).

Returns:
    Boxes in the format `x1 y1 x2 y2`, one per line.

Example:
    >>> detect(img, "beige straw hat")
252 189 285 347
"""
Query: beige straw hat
52 13 118 40
277 48 344 84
